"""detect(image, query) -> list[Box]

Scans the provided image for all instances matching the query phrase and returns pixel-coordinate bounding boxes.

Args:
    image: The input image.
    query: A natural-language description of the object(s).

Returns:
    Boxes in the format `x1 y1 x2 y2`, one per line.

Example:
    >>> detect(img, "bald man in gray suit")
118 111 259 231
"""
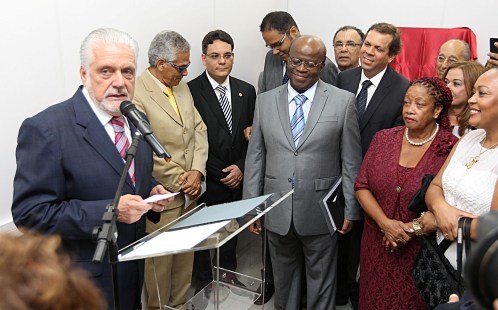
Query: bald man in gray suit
243 36 362 310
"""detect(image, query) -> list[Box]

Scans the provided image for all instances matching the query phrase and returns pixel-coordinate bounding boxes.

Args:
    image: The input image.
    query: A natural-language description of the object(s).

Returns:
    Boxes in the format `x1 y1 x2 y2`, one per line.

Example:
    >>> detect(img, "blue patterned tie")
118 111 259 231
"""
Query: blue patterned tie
356 80 373 119
291 94 307 146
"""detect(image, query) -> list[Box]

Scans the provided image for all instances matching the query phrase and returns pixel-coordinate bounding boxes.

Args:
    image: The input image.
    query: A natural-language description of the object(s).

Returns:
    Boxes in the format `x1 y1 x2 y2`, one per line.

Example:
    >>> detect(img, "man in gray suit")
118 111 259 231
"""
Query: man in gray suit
243 36 362 310
258 11 339 94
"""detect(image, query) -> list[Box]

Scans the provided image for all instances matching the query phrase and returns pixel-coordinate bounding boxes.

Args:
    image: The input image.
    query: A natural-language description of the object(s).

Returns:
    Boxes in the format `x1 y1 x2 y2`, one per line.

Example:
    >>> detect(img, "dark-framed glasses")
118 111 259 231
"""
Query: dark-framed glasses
287 57 324 70
205 53 234 60
333 41 362 50
265 31 288 49
167 61 190 73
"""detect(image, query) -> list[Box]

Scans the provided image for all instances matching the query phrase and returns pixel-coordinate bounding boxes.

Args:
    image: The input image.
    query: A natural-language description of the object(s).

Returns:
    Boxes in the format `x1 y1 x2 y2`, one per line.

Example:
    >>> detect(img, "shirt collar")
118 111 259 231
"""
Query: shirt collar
287 81 318 103
360 66 387 88
206 71 230 91
147 68 168 91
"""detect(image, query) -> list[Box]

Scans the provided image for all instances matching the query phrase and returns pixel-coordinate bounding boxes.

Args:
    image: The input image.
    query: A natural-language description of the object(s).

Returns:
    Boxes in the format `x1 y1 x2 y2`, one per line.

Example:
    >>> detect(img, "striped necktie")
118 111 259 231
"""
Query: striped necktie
291 94 307 145
111 116 135 185
356 80 373 119
216 85 232 133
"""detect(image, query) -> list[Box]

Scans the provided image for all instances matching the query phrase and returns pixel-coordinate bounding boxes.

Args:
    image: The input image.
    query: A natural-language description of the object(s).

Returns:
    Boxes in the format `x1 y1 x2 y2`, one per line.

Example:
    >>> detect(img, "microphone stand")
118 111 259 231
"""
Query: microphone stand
93 131 143 310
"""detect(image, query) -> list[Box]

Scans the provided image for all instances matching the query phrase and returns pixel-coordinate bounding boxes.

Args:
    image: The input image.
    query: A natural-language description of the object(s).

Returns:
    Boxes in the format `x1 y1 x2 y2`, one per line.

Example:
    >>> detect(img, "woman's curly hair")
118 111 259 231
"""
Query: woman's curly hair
409 77 453 132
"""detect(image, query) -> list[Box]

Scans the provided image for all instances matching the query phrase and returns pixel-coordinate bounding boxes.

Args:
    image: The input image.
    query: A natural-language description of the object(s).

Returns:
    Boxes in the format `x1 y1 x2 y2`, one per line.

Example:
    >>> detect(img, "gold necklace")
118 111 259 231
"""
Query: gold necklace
465 137 498 170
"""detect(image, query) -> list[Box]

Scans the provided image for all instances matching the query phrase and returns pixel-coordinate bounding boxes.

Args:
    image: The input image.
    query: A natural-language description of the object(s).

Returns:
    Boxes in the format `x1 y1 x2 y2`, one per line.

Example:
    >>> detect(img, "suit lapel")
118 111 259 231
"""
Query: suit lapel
349 68 362 93
276 86 295 148
229 78 243 139
198 72 231 135
142 71 183 126
360 67 393 130
297 81 328 149
73 89 135 189
271 59 285 89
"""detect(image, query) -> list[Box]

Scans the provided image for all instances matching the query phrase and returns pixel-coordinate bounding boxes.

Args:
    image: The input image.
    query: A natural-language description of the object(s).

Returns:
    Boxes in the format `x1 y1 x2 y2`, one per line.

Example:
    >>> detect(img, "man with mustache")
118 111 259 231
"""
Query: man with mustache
333 25 364 72
12 28 173 310
336 22 409 308
133 30 208 310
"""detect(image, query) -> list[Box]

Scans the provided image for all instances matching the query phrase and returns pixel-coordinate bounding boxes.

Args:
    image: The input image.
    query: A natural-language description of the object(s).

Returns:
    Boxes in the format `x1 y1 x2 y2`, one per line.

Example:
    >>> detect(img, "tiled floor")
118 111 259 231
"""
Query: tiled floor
157 228 354 309
225 229 354 310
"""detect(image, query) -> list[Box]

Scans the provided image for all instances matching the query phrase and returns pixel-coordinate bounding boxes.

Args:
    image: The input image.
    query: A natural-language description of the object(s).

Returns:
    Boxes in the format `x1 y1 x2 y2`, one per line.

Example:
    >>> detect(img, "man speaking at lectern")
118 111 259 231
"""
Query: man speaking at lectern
12 28 172 310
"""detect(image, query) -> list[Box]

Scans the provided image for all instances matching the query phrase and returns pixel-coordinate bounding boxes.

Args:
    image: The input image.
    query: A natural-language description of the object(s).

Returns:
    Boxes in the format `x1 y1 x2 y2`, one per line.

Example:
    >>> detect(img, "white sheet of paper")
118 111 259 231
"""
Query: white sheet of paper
144 192 179 203
118 220 230 261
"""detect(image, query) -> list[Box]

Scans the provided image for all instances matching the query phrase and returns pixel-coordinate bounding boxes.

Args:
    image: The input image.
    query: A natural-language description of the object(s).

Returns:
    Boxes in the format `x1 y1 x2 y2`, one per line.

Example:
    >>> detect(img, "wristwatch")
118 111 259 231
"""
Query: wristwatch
412 218 424 236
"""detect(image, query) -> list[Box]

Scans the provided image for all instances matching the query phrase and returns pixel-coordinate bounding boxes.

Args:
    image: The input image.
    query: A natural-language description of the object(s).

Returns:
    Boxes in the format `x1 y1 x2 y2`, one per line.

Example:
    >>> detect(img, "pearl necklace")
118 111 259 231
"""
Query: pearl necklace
405 123 439 146
465 136 498 170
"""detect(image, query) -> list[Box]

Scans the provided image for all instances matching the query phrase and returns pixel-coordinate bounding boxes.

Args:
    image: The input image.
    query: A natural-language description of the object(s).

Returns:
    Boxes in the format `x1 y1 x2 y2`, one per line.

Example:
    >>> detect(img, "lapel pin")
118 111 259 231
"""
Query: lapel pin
239 92 243 97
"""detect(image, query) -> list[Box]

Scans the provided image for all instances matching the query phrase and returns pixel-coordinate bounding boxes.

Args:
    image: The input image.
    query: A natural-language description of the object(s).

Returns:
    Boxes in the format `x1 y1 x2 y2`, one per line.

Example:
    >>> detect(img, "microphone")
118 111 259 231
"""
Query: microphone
120 101 171 160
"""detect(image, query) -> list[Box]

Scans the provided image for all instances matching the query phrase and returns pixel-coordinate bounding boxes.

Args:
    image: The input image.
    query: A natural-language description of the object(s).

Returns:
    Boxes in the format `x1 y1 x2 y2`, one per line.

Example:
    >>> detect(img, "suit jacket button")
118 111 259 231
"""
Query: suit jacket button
288 178 292 182
185 149 188 154
294 152 298 156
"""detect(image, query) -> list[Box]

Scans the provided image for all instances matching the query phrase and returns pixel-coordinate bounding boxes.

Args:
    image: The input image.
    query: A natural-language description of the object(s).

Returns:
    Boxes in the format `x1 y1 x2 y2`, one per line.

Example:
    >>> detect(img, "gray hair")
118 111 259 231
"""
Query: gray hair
80 28 138 69
148 30 190 67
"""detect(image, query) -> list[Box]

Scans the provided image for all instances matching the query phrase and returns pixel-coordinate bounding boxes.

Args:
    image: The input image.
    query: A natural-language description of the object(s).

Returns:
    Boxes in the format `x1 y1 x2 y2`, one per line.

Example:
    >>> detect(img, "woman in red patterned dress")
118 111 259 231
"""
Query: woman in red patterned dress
355 78 458 309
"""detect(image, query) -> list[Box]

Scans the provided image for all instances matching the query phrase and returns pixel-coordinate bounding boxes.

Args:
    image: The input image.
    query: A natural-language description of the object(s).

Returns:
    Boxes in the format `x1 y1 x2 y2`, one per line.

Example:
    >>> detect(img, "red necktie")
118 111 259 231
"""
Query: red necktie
111 116 135 185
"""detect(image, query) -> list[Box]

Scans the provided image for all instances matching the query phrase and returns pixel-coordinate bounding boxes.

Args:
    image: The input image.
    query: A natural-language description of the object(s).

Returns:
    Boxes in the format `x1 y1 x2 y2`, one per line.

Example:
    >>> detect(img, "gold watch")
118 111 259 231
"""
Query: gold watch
412 219 423 236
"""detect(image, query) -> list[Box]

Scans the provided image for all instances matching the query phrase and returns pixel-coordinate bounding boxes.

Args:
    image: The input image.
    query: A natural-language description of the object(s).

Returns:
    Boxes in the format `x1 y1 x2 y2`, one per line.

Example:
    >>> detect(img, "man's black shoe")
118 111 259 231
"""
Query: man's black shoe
254 283 274 305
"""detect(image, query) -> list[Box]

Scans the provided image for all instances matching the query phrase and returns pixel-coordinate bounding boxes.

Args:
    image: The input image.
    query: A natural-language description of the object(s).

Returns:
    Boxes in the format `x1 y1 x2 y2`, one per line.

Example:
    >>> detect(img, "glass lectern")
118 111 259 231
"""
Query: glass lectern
118 190 293 310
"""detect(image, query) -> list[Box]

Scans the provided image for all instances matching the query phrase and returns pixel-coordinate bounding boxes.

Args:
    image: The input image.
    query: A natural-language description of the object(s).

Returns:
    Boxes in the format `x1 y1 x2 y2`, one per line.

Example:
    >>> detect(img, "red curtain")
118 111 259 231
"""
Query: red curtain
390 27 478 80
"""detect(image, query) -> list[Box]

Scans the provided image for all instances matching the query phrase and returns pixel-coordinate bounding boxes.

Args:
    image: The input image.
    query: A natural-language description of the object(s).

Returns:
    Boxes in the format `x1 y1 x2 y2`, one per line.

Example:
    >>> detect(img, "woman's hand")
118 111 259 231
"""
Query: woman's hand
379 218 414 250
432 202 477 240
418 211 438 235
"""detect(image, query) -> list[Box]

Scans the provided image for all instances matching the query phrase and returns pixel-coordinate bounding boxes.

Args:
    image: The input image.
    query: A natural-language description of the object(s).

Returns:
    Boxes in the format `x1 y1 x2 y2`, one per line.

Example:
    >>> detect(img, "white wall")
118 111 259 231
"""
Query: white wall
1 0 495 227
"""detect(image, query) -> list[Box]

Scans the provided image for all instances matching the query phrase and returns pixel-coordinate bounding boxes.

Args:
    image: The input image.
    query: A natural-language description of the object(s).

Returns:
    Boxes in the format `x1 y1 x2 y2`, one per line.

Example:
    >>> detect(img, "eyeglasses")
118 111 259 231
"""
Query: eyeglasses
287 57 324 70
205 53 234 60
265 31 288 50
437 55 458 65
333 41 362 50
166 61 190 73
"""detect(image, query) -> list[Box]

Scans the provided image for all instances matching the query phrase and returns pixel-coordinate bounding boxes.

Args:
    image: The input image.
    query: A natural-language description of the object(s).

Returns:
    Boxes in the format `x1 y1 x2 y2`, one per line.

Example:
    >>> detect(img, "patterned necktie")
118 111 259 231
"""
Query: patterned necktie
163 87 180 117
291 94 307 146
282 69 289 85
111 116 135 185
216 85 232 133
356 80 373 119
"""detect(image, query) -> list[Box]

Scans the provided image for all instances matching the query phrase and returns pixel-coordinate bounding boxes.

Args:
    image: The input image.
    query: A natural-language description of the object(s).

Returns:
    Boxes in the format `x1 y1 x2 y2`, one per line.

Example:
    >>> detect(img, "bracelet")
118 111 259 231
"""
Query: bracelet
412 218 424 236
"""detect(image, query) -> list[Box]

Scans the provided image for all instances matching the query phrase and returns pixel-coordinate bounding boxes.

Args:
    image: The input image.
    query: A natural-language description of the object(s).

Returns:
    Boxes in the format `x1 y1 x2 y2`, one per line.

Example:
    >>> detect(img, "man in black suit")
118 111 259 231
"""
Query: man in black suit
188 29 256 291
336 22 409 308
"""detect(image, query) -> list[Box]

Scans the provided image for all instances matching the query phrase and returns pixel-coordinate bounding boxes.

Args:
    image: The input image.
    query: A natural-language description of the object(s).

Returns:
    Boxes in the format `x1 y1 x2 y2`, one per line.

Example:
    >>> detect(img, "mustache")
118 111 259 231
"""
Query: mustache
105 88 129 98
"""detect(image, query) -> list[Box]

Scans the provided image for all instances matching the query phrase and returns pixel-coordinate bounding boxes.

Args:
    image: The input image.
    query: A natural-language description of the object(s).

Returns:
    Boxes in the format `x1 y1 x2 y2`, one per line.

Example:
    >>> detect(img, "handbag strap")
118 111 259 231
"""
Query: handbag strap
456 217 473 281
463 217 472 258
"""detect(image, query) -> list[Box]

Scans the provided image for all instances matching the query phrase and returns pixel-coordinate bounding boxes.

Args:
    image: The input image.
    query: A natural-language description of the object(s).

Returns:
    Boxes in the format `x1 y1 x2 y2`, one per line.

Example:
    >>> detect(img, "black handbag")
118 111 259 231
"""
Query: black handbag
407 174 434 214
411 217 472 309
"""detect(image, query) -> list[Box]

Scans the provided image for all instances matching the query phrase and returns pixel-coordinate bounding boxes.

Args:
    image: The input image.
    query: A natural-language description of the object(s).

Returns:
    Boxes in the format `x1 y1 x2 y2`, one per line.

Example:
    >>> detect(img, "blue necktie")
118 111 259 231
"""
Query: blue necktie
291 94 307 146
356 80 373 119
